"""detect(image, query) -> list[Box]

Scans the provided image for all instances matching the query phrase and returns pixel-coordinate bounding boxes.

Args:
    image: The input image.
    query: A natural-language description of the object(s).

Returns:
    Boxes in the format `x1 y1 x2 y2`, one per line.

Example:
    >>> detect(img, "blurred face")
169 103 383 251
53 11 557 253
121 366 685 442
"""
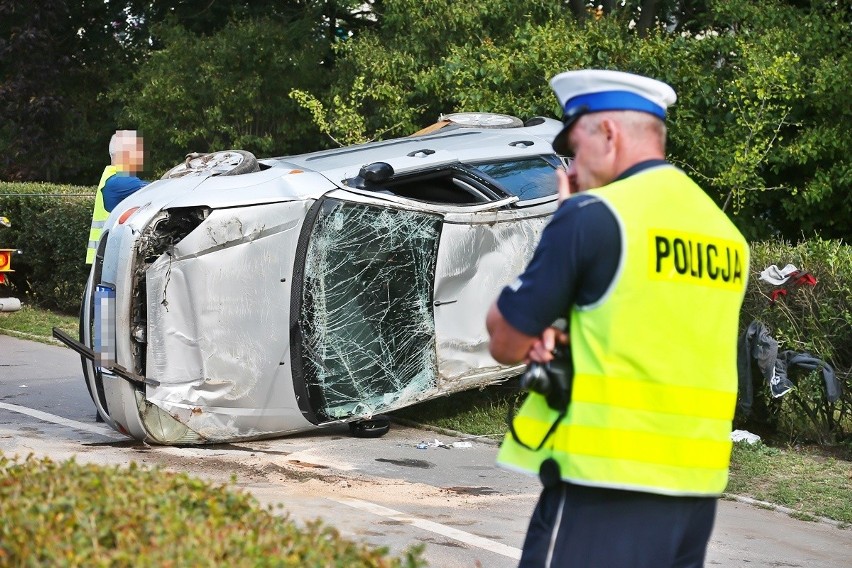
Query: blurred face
117 135 145 174
564 115 618 193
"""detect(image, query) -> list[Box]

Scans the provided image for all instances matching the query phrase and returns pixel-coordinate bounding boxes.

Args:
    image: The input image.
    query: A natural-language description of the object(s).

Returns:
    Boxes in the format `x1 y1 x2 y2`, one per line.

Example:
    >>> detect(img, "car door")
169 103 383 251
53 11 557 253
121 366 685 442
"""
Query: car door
292 193 448 424
431 157 560 389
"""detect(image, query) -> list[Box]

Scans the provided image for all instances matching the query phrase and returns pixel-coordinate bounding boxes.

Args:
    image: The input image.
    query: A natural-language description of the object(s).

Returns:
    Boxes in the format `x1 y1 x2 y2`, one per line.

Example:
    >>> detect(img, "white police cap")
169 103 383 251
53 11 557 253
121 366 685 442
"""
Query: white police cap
549 69 676 155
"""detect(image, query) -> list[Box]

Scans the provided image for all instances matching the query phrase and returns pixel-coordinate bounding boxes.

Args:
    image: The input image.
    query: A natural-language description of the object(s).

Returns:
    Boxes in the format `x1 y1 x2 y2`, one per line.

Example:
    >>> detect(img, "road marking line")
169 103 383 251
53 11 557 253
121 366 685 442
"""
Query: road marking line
333 496 522 560
0 402 125 440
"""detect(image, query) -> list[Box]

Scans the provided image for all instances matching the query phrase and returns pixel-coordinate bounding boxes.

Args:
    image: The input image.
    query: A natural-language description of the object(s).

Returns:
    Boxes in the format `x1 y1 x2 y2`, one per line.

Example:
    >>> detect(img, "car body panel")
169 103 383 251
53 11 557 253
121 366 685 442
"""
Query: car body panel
144 201 313 441
78 117 565 444
433 213 551 383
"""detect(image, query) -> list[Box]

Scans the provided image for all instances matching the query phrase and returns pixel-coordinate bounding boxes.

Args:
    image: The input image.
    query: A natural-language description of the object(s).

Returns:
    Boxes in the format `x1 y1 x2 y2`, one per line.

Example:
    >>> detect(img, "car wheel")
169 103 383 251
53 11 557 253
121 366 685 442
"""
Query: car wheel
441 112 524 128
348 416 391 438
161 150 260 179
441 112 524 129
523 116 549 127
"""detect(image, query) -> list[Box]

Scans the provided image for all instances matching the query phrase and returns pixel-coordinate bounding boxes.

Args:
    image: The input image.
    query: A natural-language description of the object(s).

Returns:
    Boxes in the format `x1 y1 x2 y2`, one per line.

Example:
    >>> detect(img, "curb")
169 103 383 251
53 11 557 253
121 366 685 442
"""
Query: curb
388 415 503 446
0 327 63 346
722 493 850 530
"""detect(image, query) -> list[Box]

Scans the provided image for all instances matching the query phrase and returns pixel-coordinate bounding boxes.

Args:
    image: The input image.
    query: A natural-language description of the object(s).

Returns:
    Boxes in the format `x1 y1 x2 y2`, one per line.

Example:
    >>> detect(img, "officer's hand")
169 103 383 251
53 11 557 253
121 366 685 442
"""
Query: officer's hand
556 168 577 203
527 327 569 364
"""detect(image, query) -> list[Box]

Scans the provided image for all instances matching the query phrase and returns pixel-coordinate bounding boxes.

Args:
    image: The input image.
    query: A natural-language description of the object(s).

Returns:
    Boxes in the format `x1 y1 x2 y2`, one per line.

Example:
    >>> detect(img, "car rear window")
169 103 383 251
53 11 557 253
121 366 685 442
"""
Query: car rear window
471 158 559 201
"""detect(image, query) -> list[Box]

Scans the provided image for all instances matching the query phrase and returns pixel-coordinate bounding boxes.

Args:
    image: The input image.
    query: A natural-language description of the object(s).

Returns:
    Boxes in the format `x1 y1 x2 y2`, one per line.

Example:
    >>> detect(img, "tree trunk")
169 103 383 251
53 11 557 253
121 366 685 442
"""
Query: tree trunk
569 0 587 25
637 0 661 37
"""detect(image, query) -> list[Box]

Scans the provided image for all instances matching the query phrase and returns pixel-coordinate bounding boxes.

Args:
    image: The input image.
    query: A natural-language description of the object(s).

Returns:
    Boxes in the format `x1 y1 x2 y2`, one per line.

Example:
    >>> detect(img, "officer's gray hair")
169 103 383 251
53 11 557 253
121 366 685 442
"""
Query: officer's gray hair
582 111 666 151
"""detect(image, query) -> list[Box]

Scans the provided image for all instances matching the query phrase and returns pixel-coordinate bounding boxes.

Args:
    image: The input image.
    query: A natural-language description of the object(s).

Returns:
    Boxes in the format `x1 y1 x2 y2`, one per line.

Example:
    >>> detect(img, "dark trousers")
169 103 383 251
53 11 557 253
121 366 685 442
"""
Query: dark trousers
519 483 717 568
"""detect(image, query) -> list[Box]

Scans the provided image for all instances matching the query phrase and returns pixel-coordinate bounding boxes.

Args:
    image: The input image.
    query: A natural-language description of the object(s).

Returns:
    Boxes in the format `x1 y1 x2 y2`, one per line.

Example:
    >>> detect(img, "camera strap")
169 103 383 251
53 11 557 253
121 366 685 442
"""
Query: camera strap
506 396 569 489
506 397 567 452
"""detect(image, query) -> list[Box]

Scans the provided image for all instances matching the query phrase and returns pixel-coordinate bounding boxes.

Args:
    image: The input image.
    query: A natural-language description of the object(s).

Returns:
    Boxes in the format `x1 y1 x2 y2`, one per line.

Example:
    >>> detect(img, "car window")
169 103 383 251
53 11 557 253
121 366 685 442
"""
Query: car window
296 198 442 423
470 158 559 201
382 171 496 204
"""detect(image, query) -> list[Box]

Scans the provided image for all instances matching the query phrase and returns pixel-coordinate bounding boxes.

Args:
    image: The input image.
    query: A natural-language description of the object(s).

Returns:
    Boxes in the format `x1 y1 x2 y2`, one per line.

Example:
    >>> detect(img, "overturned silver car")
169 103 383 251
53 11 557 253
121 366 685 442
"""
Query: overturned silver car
57 114 565 444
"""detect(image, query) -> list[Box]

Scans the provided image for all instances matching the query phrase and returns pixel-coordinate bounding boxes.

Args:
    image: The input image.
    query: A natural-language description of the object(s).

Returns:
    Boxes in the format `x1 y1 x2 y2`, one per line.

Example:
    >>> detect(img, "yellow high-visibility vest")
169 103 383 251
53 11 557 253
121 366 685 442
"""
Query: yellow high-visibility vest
86 165 117 264
498 165 749 496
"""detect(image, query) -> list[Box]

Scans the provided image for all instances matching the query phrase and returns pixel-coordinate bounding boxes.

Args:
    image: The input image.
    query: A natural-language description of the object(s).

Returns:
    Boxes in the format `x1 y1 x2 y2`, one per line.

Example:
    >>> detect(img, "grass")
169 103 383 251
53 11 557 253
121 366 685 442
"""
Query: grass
0 304 78 344
393 382 524 440
727 441 852 524
4 305 852 526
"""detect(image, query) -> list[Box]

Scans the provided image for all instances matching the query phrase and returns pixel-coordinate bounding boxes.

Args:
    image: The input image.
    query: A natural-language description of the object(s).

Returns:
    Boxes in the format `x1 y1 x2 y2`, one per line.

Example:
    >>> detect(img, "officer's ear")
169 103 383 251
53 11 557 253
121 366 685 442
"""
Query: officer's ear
589 118 614 159
599 117 618 145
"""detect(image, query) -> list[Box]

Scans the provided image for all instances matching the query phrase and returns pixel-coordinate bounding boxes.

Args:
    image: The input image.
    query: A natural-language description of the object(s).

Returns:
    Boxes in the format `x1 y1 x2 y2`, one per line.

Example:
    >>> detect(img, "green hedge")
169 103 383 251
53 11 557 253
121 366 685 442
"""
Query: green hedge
0 453 423 567
0 181 94 313
739 239 852 444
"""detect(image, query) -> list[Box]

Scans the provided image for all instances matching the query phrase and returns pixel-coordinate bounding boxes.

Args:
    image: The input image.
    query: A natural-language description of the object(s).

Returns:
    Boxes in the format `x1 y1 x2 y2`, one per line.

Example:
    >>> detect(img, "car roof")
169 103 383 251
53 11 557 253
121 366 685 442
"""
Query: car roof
268 118 564 180
115 117 564 215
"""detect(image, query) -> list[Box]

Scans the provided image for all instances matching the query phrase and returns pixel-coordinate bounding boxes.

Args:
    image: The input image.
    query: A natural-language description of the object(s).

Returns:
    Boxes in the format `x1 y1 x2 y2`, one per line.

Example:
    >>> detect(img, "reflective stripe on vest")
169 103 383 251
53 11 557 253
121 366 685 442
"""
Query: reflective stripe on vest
497 166 749 496
86 165 117 264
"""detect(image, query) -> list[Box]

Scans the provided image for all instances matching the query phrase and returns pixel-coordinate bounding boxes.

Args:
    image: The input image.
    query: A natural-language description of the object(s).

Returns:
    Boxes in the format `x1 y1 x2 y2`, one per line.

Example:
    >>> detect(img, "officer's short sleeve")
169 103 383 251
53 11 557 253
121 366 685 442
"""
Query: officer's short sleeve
496 195 620 337
103 175 149 212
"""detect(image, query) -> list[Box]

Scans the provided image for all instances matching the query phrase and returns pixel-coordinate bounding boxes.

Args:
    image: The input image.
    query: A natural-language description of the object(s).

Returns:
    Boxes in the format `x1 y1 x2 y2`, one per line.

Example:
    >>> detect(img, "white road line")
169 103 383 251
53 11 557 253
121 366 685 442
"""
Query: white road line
0 402 125 440
333 496 523 560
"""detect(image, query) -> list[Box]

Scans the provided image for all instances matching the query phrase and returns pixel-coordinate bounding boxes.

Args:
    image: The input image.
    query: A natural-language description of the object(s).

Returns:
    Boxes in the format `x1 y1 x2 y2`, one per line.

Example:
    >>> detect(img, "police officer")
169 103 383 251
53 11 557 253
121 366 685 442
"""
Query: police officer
86 130 149 264
486 69 749 567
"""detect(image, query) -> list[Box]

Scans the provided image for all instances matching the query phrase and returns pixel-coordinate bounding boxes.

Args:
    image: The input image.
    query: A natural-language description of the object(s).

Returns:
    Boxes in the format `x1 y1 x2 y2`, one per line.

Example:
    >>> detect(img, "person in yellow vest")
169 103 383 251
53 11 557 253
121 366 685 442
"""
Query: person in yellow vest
486 70 749 567
85 130 149 264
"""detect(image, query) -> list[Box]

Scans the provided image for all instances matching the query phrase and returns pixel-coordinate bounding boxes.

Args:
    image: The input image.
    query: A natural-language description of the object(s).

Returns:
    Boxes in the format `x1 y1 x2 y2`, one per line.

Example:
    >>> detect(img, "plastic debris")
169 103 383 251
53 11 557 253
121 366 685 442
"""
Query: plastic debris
417 439 473 449
731 429 761 444
759 263 799 285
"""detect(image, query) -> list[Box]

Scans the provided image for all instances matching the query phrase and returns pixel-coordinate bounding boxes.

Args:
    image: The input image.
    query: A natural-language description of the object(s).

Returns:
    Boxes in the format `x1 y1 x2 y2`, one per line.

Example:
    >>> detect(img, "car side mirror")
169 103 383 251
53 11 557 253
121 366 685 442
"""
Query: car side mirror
348 162 395 189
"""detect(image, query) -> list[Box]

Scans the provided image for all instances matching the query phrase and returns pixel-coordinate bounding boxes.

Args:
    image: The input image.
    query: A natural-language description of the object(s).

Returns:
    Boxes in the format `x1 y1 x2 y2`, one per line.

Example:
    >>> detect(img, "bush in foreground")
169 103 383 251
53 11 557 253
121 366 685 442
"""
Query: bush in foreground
0 453 423 567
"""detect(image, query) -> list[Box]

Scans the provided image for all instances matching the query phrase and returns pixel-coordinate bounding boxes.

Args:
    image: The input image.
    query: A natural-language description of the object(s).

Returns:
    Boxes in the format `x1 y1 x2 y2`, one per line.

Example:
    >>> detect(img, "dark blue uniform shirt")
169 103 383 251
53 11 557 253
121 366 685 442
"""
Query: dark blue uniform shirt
103 173 148 212
496 159 668 336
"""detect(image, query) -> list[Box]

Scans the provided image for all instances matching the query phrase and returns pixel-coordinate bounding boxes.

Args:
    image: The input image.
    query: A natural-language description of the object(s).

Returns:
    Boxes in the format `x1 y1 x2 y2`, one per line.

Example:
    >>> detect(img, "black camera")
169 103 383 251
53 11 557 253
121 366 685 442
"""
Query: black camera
520 345 574 411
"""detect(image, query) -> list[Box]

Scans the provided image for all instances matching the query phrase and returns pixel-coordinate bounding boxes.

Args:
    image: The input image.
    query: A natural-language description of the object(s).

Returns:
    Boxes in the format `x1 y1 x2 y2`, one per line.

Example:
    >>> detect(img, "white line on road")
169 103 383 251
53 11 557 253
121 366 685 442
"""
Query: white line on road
0 402 126 440
334 496 523 560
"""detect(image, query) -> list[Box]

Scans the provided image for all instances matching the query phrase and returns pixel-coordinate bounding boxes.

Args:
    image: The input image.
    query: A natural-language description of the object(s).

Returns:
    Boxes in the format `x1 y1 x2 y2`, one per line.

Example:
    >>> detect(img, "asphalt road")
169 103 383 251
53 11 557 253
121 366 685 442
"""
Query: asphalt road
1 333 851 567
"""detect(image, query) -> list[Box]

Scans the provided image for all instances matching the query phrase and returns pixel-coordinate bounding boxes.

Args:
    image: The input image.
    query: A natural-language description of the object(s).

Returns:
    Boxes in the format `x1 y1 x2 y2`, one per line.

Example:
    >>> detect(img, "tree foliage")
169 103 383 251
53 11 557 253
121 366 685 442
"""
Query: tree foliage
0 1 82 182
110 17 333 174
0 0 849 240
0 0 166 183
304 0 851 241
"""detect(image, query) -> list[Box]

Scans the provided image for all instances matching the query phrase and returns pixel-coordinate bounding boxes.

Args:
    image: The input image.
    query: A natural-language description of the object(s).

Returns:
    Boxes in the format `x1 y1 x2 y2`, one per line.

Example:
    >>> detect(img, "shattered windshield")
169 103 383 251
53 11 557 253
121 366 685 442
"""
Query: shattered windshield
471 158 559 201
299 199 443 421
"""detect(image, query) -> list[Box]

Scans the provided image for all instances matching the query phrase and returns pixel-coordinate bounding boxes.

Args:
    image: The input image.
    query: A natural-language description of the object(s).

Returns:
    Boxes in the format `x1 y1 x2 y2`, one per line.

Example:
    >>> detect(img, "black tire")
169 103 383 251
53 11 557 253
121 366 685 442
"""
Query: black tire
219 150 260 176
161 150 260 179
348 416 391 438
